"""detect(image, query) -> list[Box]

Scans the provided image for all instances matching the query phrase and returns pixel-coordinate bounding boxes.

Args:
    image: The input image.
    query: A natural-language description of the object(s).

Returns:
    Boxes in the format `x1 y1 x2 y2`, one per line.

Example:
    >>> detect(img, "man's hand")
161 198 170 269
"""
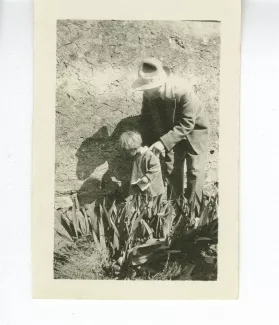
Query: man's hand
150 141 165 156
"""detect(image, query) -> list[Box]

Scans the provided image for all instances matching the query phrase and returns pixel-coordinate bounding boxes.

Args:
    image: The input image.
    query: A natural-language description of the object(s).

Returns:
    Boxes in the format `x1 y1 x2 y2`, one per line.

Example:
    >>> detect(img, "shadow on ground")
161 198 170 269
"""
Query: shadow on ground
75 115 143 205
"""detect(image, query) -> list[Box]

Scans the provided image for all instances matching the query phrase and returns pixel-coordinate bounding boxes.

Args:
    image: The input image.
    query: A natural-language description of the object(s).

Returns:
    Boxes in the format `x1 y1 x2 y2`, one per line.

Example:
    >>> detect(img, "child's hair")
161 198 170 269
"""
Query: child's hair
119 131 142 150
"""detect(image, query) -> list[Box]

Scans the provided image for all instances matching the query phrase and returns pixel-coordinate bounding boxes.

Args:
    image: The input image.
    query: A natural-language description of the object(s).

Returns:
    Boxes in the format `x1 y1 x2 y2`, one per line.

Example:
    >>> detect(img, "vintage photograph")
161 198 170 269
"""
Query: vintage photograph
54 20 220 281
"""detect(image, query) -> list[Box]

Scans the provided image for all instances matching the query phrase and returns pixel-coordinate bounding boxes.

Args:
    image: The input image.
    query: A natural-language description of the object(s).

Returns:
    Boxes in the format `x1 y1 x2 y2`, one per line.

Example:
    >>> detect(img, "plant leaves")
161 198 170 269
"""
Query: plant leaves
98 215 106 249
71 197 79 238
113 232 120 253
55 210 62 223
179 264 195 280
101 199 111 228
141 219 153 238
81 208 90 236
205 256 215 264
87 201 99 236
198 202 210 227
109 200 117 223
55 229 73 243
59 212 76 238
195 236 212 242
74 194 80 211
131 211 143 234
110 217 120 238
118 205 127 239
77 210 87 235
92 229 100 248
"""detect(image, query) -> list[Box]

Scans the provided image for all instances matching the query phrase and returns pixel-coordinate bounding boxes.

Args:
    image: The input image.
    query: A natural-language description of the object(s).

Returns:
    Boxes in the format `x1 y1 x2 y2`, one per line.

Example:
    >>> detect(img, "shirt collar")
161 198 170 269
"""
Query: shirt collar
160 76 174 100
138 146 148 155
159 83 166 99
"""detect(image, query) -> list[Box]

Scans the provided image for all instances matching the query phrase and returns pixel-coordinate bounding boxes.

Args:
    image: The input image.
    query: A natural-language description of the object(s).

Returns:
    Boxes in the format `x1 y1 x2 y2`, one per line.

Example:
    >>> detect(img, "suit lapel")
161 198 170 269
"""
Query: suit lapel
165 98 176 124
163 76 177 124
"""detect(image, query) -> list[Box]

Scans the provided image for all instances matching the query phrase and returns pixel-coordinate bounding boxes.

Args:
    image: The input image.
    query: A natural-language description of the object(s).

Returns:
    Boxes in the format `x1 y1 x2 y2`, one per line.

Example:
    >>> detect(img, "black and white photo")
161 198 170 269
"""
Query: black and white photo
32 0 240 299
54 20 220 281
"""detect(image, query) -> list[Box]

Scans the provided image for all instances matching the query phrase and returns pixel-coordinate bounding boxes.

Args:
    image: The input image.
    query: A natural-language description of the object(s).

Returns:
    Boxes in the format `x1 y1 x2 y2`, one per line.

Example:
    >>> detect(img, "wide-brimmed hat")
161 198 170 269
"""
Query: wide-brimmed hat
132 58 171 91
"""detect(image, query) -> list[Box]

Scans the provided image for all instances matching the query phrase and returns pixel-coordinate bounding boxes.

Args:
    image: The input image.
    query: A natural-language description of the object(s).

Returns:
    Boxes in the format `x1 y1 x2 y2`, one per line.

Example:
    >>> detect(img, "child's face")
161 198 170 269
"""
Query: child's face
125 147 140 157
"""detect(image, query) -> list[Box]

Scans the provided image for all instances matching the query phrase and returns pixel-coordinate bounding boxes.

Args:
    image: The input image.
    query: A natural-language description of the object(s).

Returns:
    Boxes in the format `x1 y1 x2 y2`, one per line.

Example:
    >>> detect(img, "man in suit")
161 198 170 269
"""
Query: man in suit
132 58 209 203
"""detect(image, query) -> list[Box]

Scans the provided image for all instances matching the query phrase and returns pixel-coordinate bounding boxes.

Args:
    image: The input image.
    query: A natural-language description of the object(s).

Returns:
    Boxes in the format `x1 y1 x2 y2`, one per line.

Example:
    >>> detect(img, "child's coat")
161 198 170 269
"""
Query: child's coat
129 146 164 197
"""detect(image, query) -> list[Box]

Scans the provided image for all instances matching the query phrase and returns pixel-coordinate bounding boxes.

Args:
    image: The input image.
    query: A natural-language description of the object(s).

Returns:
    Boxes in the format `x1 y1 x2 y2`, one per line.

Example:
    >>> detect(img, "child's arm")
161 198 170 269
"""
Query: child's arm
142 152 161 183
131 152 161 191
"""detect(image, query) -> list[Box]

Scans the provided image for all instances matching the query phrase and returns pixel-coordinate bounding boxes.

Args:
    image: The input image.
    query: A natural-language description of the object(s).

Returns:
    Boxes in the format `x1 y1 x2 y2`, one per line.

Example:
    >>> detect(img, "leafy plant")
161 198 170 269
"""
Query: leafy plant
55 188 219 280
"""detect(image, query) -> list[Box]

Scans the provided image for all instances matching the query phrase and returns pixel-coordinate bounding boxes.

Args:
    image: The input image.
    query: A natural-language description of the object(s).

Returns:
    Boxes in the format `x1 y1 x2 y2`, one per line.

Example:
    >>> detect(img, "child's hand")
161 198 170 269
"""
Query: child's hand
141 176 149 184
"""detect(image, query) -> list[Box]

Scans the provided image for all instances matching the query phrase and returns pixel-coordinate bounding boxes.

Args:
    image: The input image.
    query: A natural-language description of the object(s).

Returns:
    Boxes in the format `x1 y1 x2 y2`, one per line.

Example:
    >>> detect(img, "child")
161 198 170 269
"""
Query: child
119 131 164 198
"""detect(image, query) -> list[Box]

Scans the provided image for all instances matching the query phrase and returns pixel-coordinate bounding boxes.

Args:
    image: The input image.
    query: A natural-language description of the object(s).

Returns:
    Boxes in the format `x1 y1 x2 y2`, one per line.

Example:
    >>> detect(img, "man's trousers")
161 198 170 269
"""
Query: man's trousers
162 140 208 203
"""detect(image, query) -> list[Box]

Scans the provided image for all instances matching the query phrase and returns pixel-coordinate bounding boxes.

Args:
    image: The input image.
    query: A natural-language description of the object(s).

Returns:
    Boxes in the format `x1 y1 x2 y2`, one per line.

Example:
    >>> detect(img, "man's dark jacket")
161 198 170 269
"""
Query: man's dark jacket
141 76 210 155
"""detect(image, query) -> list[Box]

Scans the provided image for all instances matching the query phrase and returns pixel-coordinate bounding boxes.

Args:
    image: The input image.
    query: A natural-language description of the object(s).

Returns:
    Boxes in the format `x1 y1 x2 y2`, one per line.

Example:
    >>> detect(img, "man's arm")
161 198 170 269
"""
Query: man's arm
160 90 196 152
